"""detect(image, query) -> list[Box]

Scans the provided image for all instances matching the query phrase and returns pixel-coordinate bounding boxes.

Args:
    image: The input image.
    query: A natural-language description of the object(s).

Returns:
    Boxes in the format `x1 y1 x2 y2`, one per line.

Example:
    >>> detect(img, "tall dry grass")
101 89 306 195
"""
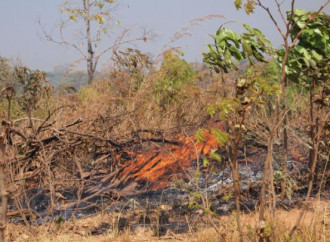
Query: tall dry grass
7 200 329 241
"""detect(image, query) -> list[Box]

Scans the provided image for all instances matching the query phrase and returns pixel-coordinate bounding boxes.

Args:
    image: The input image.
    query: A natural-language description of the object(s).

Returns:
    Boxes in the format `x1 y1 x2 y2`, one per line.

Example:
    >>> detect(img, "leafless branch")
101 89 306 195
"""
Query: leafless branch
256 0 286 39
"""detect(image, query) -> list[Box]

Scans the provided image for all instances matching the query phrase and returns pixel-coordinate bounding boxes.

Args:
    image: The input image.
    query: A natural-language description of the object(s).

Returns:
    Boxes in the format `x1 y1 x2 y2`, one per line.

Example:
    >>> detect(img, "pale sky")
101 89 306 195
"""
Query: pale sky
0 0 329 71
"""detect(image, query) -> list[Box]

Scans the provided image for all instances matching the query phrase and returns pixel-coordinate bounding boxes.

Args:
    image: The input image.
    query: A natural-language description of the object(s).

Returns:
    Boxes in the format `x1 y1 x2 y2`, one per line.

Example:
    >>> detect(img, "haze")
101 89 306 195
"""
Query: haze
0 0 328 71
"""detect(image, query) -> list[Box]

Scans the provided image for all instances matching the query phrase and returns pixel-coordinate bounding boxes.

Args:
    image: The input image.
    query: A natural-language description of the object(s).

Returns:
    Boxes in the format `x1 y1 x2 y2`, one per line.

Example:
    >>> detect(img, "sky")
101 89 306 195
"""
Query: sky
0 0 329 72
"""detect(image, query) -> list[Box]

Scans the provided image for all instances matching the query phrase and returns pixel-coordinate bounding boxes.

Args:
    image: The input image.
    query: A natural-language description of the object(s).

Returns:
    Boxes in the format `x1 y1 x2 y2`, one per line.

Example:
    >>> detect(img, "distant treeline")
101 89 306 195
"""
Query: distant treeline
46 65 89 90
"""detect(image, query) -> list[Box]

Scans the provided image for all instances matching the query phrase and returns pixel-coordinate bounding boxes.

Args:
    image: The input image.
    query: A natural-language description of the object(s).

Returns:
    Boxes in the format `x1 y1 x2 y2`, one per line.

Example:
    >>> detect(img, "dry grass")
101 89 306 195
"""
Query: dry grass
7 200 329 242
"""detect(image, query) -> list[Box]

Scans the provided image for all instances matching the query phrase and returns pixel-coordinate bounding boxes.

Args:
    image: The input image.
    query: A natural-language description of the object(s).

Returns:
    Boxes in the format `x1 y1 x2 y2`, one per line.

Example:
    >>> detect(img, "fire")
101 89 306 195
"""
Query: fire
119 131 219 190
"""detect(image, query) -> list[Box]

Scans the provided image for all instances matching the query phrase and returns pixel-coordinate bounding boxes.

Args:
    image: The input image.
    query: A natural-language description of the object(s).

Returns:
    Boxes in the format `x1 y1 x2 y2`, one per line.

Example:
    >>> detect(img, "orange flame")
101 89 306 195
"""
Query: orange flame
119 131 219 190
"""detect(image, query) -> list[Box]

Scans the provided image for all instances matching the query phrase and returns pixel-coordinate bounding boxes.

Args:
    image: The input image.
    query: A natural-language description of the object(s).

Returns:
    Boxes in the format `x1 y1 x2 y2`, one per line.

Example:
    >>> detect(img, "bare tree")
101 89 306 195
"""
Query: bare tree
40 0 150 84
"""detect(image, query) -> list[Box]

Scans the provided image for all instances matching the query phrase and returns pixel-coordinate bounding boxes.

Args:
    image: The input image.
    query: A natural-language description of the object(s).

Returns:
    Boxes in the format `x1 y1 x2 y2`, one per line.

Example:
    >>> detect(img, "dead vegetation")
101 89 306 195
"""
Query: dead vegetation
0 53 327 241
0 2 329 240
7 200 330 242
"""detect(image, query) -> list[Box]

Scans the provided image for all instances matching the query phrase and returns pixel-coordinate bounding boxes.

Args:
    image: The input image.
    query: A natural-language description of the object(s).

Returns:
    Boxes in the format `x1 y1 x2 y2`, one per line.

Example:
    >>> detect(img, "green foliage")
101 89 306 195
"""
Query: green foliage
262 60 280 83
59 0 115 26
241 69 280 98
0 57 15 88
202 156 210 168
201 149 222 168
263 222 273 238
209 149 222 163
0 99 23 120
192 192 202 199
55 216 65 227
188 200 200 209
274 170 284 181
223 191 232 202
203 38 279 152
234 0 242 10
234 0 255 14
193 171 202 181
112 48 152 91
280 10 330 84
202 22 278 154
154 51 196 108
15 67 51 115
203 27 241 73
196 128 207 143
203 24 274 73
78 85 99 103
207 98 240 120
289 10 329 55
244 1 256 15
211 129 229 147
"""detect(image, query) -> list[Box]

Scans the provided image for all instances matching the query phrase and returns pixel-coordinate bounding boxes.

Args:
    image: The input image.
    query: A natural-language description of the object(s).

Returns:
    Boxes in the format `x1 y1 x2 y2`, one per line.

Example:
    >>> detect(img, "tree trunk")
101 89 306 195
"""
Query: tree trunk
258 42 290 239
230 146 243 242
259 134 274 221
309 80 315 170
281 79 288 199
0 137 8 242
257 134 274 242
257 41 289 241
83 0 95 84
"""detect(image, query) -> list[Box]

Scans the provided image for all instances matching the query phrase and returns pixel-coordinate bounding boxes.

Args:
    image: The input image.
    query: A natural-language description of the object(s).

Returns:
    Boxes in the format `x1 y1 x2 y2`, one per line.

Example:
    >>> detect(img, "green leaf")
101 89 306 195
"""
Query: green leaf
223 191 232 202
203 23 273 73
94 14 104 24
207 105 216 117
209 149 222 163
192 192 202 199
237 78 247 87
311 50 323 61
294 9 307 17
241 38 253 57
194 171 201 181
196 129 207 143
188 200 200 209
211 129 229 147
69 15 77 21
229 45 243 60
285 10 329 83
244 1 256 15
203 157 210 168
234 0 242 9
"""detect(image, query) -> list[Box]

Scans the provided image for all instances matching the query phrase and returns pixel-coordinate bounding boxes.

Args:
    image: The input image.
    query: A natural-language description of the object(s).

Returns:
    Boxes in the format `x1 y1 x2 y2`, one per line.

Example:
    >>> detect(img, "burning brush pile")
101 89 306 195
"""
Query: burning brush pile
0 68 313 238
7 124 307 229
12 130 221 213
118 131 219 191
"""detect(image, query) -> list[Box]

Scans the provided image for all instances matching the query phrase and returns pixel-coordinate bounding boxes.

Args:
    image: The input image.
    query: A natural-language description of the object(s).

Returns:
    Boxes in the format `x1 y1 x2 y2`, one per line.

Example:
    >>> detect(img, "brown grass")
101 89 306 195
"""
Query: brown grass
7 200 329 242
